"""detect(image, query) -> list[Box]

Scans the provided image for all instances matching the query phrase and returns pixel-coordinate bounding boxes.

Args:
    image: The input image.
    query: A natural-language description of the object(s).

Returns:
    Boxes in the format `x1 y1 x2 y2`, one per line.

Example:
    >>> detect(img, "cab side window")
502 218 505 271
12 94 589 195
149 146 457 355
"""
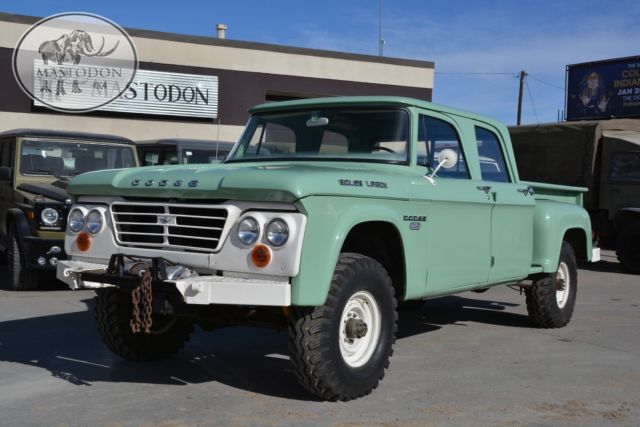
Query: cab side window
475 127 511 183
417 115 469 179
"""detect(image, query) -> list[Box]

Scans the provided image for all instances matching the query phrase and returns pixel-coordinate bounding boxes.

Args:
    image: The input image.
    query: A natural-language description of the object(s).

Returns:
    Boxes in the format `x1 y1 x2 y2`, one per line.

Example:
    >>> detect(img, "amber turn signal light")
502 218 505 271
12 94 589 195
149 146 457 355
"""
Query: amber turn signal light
251 244 272 268
76 231 92 252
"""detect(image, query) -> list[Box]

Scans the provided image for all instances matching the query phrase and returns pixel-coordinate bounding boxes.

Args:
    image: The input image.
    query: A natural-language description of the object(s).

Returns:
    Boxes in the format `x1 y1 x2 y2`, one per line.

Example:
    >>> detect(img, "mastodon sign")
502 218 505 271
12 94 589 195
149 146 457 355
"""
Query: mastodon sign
38 29 120 65
13 12 138 113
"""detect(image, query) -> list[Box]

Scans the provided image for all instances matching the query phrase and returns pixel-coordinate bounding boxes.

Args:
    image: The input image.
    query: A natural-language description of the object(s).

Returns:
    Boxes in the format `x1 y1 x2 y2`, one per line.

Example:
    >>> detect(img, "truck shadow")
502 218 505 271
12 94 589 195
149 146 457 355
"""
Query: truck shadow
0 269 71 291
578 260 625 274
0 294 528 401
398 295 530 338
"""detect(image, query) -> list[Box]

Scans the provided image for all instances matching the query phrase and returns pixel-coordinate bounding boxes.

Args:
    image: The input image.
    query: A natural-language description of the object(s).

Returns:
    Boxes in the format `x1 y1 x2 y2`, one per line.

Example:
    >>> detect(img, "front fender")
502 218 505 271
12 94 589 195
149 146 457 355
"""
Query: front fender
532 200 593 272
291 196 422 306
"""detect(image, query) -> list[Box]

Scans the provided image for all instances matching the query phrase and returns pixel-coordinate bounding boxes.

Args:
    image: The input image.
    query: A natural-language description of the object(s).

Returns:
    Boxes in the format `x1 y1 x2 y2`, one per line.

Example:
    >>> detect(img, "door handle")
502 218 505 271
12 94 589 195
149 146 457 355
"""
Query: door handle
476 186 492 194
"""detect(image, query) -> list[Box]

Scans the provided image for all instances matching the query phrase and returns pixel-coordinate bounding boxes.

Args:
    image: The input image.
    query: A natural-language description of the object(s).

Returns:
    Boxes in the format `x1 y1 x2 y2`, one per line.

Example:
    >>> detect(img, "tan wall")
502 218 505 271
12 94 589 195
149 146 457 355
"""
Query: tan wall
0 20 434 88
0 111 244 142
0 15 433 142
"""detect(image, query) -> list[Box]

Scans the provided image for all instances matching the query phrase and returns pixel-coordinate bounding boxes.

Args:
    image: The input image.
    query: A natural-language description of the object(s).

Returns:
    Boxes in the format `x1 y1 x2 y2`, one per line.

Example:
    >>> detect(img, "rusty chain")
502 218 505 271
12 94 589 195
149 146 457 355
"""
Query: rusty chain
130 269 153 334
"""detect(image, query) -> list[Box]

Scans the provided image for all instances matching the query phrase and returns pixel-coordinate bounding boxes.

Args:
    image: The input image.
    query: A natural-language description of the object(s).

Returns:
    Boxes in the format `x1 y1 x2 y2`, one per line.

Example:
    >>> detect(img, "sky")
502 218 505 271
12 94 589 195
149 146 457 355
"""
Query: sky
3 0 639 125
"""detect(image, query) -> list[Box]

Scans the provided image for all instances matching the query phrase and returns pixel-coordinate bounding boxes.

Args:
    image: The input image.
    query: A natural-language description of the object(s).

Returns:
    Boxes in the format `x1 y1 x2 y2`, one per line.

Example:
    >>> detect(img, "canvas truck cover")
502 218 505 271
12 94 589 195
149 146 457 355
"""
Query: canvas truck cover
509 119 640 209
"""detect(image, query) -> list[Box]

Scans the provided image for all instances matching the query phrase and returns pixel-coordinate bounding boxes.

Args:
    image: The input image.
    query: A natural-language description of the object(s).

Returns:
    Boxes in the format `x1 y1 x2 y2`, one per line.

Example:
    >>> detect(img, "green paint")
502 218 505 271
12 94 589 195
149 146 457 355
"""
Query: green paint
66 96 594 306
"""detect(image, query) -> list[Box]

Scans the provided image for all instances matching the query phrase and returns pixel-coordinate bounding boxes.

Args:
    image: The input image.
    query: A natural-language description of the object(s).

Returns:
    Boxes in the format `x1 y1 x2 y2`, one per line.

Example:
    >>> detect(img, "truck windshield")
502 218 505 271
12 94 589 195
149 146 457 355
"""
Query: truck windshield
20 139 136 176
227 108 409 164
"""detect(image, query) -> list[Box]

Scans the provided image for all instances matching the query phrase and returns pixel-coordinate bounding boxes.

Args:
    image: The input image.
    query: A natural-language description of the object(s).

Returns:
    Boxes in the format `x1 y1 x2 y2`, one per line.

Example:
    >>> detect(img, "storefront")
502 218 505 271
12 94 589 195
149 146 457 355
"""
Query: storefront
0 12 434 143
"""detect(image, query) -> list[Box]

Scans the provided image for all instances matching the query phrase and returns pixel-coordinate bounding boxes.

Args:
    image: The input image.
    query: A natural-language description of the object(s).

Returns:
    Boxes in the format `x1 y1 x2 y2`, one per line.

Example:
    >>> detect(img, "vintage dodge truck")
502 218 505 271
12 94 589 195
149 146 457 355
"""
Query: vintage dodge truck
57 97 599 401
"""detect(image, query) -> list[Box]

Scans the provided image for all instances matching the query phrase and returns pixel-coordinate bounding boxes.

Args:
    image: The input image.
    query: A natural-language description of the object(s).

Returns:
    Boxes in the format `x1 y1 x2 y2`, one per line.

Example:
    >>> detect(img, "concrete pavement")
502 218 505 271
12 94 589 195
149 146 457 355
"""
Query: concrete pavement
0 251 638 426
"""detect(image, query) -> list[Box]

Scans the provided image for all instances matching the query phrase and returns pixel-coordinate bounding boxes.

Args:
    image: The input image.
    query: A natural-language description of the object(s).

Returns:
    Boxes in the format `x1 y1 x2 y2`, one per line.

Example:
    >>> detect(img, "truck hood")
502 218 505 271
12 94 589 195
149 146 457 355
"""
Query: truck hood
17 181 69 203
67 162 412 202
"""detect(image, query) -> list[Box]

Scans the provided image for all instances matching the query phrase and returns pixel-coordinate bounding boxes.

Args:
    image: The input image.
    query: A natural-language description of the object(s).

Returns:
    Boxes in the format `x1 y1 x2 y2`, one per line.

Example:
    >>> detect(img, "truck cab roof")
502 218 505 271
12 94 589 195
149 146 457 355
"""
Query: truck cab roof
0 128 135 144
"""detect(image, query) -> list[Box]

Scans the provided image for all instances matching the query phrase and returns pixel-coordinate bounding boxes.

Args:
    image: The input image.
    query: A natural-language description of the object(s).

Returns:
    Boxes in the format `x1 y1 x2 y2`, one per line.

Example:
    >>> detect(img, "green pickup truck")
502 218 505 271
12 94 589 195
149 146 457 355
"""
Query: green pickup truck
56 96 598 401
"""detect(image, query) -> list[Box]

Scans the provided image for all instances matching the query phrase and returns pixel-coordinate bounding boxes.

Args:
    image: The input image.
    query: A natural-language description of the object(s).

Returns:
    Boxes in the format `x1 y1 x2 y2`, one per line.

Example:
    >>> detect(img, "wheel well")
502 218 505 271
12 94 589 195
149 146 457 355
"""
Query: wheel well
563 228 587 261
341 221 406 300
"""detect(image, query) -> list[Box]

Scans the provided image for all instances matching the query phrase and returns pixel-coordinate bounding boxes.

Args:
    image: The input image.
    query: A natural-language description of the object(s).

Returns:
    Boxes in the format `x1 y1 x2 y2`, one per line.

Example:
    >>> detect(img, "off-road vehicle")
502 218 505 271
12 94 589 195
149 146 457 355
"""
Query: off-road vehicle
0 129 138 290
136 139 234 166
510 119 640 273
57 97 598 400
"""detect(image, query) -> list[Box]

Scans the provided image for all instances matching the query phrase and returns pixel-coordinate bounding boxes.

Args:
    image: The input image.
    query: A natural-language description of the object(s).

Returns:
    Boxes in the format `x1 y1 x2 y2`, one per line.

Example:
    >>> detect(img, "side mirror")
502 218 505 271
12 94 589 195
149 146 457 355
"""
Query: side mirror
424 149 458 186
0 166 13 182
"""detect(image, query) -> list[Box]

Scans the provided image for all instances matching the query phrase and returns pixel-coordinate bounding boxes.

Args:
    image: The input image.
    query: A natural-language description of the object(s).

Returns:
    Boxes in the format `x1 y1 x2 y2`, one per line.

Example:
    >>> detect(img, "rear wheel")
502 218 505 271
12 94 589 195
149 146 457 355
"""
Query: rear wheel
95 288 194 361
288 253 397 401
525 242 577 328
616 222 640 274
7 225 39 291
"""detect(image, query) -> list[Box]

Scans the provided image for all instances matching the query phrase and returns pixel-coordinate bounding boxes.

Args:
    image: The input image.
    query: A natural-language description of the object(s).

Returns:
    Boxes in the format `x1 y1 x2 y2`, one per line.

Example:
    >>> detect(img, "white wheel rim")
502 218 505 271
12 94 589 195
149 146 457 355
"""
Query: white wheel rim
339 290 381 368
556 261 570 309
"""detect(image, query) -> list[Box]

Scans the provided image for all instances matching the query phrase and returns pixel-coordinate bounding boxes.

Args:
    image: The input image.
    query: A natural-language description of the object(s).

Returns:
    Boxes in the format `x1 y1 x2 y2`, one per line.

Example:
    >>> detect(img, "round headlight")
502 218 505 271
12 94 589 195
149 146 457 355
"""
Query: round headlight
237 217 259 245
41 207 60 226
85 209 103 235
266 218 289 247
68 208 85 233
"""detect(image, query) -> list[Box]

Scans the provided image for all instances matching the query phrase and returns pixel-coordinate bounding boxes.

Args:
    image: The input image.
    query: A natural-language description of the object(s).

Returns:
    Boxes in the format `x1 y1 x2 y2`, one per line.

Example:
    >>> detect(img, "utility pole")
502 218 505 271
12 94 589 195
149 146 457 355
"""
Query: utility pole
517 70 527 125
378 0 384 56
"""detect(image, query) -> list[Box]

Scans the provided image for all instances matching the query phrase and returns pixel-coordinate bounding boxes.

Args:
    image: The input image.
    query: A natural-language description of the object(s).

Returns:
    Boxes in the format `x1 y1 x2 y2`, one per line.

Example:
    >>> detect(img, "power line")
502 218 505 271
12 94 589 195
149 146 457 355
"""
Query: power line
435 71 518 75
527 73 565 90
524 78 540 123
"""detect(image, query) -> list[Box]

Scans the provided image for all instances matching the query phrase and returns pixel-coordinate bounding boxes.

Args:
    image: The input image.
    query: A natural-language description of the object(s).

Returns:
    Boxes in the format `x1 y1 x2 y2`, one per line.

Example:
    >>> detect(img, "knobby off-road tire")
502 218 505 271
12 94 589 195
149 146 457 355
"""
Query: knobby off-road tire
7 225 39 290
616 221 640 275
288 253 397 401
525 242 577 328
95 288 194 361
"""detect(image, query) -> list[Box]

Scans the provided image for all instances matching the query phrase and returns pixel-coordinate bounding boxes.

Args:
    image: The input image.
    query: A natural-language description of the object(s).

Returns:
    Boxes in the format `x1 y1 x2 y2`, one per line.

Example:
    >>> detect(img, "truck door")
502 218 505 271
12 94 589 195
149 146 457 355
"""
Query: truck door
599 130 640 218
475 126 534 282
412 114 493 294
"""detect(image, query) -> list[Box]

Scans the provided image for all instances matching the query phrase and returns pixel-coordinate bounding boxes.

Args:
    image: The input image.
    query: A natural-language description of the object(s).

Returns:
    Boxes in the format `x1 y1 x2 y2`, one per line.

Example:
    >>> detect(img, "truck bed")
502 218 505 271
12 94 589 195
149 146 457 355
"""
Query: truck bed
523 181 587 206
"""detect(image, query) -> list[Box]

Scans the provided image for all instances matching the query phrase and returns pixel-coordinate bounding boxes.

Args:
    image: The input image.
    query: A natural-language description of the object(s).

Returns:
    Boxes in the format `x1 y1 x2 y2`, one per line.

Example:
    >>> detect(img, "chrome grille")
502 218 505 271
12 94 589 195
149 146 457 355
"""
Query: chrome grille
110 202 228 252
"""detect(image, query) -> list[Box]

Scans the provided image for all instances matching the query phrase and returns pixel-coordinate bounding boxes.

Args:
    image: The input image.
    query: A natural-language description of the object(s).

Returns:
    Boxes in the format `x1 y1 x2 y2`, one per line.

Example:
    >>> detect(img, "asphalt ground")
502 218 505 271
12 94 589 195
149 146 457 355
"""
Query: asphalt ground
0 250 638 427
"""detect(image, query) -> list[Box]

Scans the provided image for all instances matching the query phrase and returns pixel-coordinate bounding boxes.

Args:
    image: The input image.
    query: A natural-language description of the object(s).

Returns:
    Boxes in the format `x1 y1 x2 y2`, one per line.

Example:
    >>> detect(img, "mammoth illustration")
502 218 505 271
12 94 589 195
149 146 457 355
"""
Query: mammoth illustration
38 30 120 65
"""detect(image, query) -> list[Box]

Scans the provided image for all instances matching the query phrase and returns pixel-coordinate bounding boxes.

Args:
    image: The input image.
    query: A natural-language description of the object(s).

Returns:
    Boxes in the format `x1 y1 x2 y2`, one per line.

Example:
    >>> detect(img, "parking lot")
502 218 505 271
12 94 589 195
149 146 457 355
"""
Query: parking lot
0 250 638 427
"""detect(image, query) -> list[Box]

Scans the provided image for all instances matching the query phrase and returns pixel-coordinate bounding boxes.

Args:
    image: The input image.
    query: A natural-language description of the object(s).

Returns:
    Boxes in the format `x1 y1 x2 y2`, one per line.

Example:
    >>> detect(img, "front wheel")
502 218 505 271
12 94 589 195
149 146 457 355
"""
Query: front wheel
7 225 39 291
95 288 194 361
288 253 397 401
525 242 577 328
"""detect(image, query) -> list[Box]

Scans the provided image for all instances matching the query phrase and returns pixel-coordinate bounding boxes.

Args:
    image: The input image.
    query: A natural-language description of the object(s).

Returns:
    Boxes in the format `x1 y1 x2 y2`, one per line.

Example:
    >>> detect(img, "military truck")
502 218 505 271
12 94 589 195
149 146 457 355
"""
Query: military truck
136 139 234 166
509 120 640 274
56 97 598 401
0 129 138 290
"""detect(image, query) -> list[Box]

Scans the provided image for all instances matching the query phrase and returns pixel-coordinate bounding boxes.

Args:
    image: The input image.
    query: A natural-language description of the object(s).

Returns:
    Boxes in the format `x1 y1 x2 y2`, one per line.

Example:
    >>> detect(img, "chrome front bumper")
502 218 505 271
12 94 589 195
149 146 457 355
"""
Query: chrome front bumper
57 259 291 306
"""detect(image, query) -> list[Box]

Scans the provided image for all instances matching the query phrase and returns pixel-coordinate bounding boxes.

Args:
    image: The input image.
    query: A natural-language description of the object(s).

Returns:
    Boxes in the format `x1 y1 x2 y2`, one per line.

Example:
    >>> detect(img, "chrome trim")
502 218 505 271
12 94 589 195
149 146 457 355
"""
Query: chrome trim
110 201 230 253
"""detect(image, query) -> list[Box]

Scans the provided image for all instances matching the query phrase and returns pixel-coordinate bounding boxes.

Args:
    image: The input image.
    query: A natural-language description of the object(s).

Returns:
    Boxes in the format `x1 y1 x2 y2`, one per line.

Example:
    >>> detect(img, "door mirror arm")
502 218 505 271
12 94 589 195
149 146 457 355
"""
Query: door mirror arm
424 149 458 186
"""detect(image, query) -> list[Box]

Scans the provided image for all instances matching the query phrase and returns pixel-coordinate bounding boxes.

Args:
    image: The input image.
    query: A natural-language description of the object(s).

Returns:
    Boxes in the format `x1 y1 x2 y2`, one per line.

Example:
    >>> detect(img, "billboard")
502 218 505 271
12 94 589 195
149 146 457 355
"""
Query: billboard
566 56 640 121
